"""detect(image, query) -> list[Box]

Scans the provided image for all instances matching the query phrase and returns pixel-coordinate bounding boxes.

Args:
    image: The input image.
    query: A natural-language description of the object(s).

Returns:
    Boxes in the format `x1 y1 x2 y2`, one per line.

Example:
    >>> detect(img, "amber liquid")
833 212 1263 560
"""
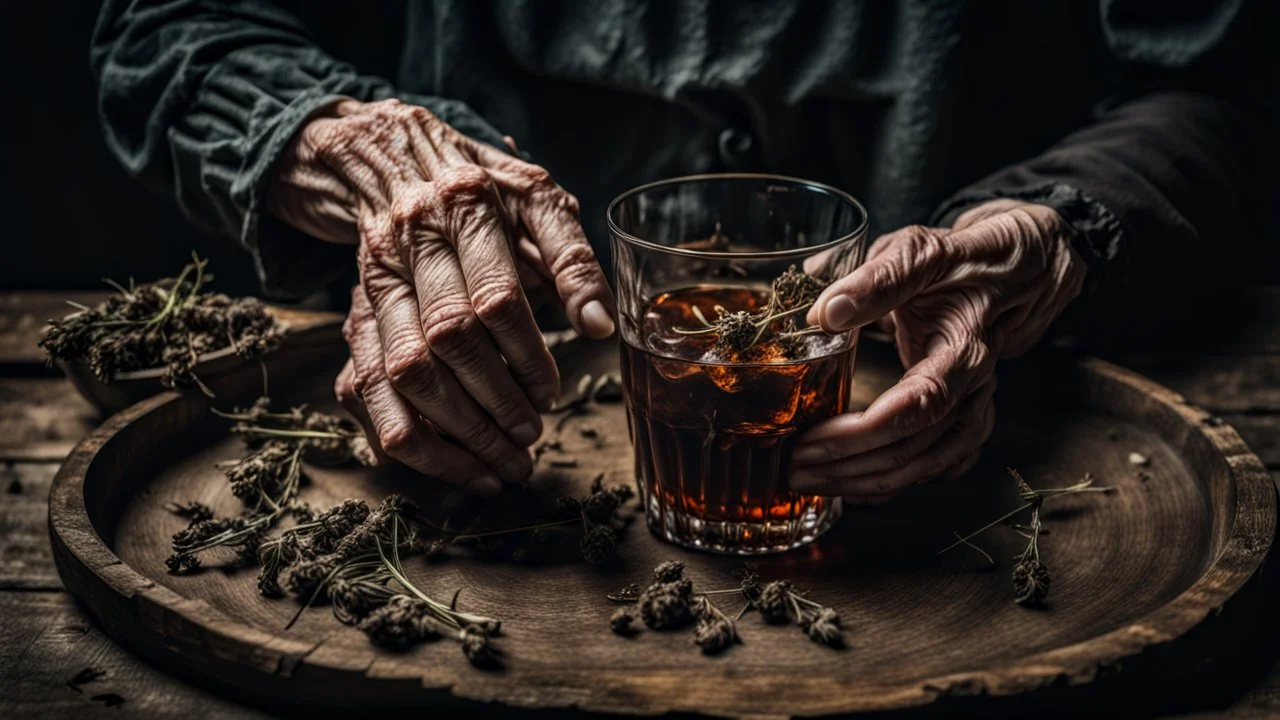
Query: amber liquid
621 286 853 553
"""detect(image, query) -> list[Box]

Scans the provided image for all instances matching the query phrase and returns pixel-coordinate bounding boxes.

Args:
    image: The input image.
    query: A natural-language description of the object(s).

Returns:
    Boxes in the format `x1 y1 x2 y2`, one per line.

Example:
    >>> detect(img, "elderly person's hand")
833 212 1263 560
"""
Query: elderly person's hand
789 200 1086 502
267 99 616 494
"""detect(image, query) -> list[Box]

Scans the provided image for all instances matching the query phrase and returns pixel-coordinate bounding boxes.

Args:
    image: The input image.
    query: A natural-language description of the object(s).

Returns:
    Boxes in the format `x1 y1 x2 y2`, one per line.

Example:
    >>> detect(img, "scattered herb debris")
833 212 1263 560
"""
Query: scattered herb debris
939 468 1114 606
607 561 843 654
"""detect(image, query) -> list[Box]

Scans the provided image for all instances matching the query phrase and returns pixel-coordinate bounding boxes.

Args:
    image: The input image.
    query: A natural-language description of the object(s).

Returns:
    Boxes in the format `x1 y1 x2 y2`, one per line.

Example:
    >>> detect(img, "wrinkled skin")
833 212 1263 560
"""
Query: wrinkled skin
267 99 616 494
790 200 1087 501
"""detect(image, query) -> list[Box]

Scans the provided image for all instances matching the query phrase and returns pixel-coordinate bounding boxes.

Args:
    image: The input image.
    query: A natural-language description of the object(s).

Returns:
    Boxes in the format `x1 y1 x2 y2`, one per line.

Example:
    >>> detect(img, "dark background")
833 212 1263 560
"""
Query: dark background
3 1 1277 300
0 1 409 296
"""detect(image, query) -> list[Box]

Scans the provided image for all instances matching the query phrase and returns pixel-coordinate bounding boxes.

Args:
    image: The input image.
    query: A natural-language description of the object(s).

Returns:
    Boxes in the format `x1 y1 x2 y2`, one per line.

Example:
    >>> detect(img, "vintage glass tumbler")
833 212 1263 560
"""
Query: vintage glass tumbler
609 174 868 553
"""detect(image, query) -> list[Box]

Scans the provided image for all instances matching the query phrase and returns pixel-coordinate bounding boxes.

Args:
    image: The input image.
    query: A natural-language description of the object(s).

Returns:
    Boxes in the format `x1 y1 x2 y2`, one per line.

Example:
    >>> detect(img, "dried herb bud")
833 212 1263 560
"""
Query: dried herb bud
358 596 430 651
284 556 338 598
164 553 200 574
581 491 622 524
553 496 582 519
652 561 685 583
771 265 826 311
756 580 794 624
329 578 383 625
610 483 635 504
1012 559 1051 606
713 310 757 353
693 615 737 654
302 412 356 466
580 525 617 566
460 624 494 667
638 579 694 630
800 607 844 648
610 607 638 635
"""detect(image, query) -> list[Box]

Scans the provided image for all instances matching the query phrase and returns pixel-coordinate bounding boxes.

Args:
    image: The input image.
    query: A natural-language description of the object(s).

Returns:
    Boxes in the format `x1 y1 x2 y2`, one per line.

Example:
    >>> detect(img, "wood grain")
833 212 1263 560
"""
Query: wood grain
46 336 1277 718
1 463 61 589
0 591 270 719
0 379 98 461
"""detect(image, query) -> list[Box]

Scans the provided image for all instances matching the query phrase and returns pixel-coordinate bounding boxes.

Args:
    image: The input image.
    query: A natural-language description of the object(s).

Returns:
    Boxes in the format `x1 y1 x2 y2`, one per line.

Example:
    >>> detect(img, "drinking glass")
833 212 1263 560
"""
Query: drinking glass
609 174 868 554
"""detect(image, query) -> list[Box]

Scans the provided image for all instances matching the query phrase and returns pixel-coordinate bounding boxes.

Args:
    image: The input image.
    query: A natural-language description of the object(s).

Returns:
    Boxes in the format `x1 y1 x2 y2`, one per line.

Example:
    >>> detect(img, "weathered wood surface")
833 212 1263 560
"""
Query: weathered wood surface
0 379 97 461
4 290 1280 717
42 331 1277 718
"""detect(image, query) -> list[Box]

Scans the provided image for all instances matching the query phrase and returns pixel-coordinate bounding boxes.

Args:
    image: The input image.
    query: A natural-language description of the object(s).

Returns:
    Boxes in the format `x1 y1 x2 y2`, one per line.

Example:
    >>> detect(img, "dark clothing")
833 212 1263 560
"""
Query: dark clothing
91 0 1276 334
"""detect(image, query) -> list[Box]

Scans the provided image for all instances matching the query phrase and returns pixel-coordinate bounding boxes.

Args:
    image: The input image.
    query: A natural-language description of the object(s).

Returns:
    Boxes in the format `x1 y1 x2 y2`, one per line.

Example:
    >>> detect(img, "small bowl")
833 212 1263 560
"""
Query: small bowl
59 307 344 416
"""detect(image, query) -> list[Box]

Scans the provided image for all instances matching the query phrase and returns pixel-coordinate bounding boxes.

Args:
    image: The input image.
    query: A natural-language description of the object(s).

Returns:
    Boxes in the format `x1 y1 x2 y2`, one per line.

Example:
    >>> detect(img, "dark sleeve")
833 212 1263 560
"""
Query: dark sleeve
931 0 1277 342
91 0 510 298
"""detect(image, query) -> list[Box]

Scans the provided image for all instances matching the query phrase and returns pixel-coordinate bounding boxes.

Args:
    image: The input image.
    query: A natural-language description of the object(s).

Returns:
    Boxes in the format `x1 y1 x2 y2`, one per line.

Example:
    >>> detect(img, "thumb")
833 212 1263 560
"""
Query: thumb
807 226 950 332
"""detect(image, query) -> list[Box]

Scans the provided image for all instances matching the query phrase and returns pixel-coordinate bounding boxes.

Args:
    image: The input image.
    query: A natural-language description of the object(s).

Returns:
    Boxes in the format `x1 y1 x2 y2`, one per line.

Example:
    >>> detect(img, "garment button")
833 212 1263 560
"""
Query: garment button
718 127 755 169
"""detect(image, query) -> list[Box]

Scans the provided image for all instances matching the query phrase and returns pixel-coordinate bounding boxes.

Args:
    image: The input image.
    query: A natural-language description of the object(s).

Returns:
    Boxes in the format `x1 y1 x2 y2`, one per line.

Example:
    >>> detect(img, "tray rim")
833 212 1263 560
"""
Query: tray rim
48 350 1277 717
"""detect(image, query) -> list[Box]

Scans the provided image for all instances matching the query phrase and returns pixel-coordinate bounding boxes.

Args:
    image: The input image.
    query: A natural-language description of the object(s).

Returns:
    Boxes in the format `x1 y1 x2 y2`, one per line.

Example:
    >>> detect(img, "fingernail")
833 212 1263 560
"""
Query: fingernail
581 300 616 339
533 386 559 413
510 421 540 446
823 295 858 331
471 475 502 495
792 444 828 465
790 470 824 492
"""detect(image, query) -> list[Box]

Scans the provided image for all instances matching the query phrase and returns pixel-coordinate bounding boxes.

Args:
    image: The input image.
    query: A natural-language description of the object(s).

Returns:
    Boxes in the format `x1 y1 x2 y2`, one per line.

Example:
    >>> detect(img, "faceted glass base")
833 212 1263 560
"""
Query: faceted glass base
644 493 842 555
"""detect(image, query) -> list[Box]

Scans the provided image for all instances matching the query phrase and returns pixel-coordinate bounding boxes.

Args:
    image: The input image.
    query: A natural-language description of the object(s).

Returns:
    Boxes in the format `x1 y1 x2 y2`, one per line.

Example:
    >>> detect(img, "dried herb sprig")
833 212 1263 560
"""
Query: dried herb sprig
165 400 370 574
938 469 1113 606
40 253 282 389
422 474 634 566
672 265 828 354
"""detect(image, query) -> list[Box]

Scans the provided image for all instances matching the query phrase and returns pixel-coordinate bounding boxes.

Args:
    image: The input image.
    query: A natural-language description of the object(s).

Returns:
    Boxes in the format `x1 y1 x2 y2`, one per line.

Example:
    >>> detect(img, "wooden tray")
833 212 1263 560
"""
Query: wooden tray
49 331 1276 718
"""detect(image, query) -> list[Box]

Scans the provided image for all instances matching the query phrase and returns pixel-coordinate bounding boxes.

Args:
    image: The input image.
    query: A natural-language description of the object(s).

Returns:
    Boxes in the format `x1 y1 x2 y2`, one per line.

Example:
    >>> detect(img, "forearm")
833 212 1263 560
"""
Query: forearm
933 89 1270 341
91 0 508 297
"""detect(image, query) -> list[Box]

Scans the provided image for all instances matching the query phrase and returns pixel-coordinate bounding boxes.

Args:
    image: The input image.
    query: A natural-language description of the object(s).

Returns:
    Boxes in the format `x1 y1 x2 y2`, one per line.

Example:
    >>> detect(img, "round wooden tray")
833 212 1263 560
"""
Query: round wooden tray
50 332 1276 718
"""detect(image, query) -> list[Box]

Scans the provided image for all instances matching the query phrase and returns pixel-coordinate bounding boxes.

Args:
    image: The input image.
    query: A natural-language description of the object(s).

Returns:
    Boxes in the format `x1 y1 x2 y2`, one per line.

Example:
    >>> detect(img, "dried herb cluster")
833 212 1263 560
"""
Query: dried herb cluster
939 468 1114 607
607 561 843 654
40 254 282 389
165 398 370 574
674 265 828 357
165 391 637 666
281 495 503 666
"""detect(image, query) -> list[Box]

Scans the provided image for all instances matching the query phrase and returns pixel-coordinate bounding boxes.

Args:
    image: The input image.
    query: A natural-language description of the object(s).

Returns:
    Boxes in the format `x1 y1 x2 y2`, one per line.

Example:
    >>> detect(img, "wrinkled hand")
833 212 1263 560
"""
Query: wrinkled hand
267 99 616 494
789 200 1086 501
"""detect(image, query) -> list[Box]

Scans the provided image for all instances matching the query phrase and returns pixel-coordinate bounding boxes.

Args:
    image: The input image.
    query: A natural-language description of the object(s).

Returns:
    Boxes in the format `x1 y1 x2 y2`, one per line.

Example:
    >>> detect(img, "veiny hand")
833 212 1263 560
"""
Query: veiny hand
267 99 616 493
789 200 1086 501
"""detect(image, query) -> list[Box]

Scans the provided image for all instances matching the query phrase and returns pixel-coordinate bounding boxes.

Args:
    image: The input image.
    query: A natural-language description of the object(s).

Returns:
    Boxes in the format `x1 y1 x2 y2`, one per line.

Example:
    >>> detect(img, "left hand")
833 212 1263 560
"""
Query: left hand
789 200 1087 501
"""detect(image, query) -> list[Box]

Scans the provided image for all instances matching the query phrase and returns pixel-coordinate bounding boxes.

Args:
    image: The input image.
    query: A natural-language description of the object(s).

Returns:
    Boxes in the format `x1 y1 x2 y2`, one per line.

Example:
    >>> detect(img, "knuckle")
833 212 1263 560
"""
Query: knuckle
471 284 524 328
902 225 946 265
390 186 436 229
423 309 480 353
385 347 429 392
378 422 415 460
436 165 491 202
913 374 953 426
548 242 600 285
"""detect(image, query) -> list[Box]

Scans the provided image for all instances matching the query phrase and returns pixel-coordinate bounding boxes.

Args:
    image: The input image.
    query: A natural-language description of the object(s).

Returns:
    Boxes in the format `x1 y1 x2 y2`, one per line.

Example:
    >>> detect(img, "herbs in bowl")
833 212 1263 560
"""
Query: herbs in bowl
40 253 283 410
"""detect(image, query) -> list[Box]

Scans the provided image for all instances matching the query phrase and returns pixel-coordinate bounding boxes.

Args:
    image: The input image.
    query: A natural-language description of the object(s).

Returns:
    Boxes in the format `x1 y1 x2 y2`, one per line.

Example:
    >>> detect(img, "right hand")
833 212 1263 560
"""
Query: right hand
267 99 616 494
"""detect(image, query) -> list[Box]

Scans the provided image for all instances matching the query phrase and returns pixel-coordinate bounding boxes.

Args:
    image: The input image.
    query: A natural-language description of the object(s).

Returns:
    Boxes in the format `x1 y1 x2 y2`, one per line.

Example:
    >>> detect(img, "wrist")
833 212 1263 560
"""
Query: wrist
265 97 362 245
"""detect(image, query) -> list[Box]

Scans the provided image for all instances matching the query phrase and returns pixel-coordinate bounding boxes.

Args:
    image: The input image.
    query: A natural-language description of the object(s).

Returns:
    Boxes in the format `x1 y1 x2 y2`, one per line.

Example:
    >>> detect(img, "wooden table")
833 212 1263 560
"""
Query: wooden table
3 290 1278 718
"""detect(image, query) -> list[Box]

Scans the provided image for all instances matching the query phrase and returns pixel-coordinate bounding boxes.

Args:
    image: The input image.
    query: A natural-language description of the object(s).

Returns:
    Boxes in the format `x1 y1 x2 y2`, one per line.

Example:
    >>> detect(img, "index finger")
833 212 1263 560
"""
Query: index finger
466 143 616 339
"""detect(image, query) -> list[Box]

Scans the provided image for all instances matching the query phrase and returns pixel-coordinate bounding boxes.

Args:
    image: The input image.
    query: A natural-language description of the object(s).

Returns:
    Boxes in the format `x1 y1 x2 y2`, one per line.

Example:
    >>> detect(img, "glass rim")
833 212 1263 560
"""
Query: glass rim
606 172 868 260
